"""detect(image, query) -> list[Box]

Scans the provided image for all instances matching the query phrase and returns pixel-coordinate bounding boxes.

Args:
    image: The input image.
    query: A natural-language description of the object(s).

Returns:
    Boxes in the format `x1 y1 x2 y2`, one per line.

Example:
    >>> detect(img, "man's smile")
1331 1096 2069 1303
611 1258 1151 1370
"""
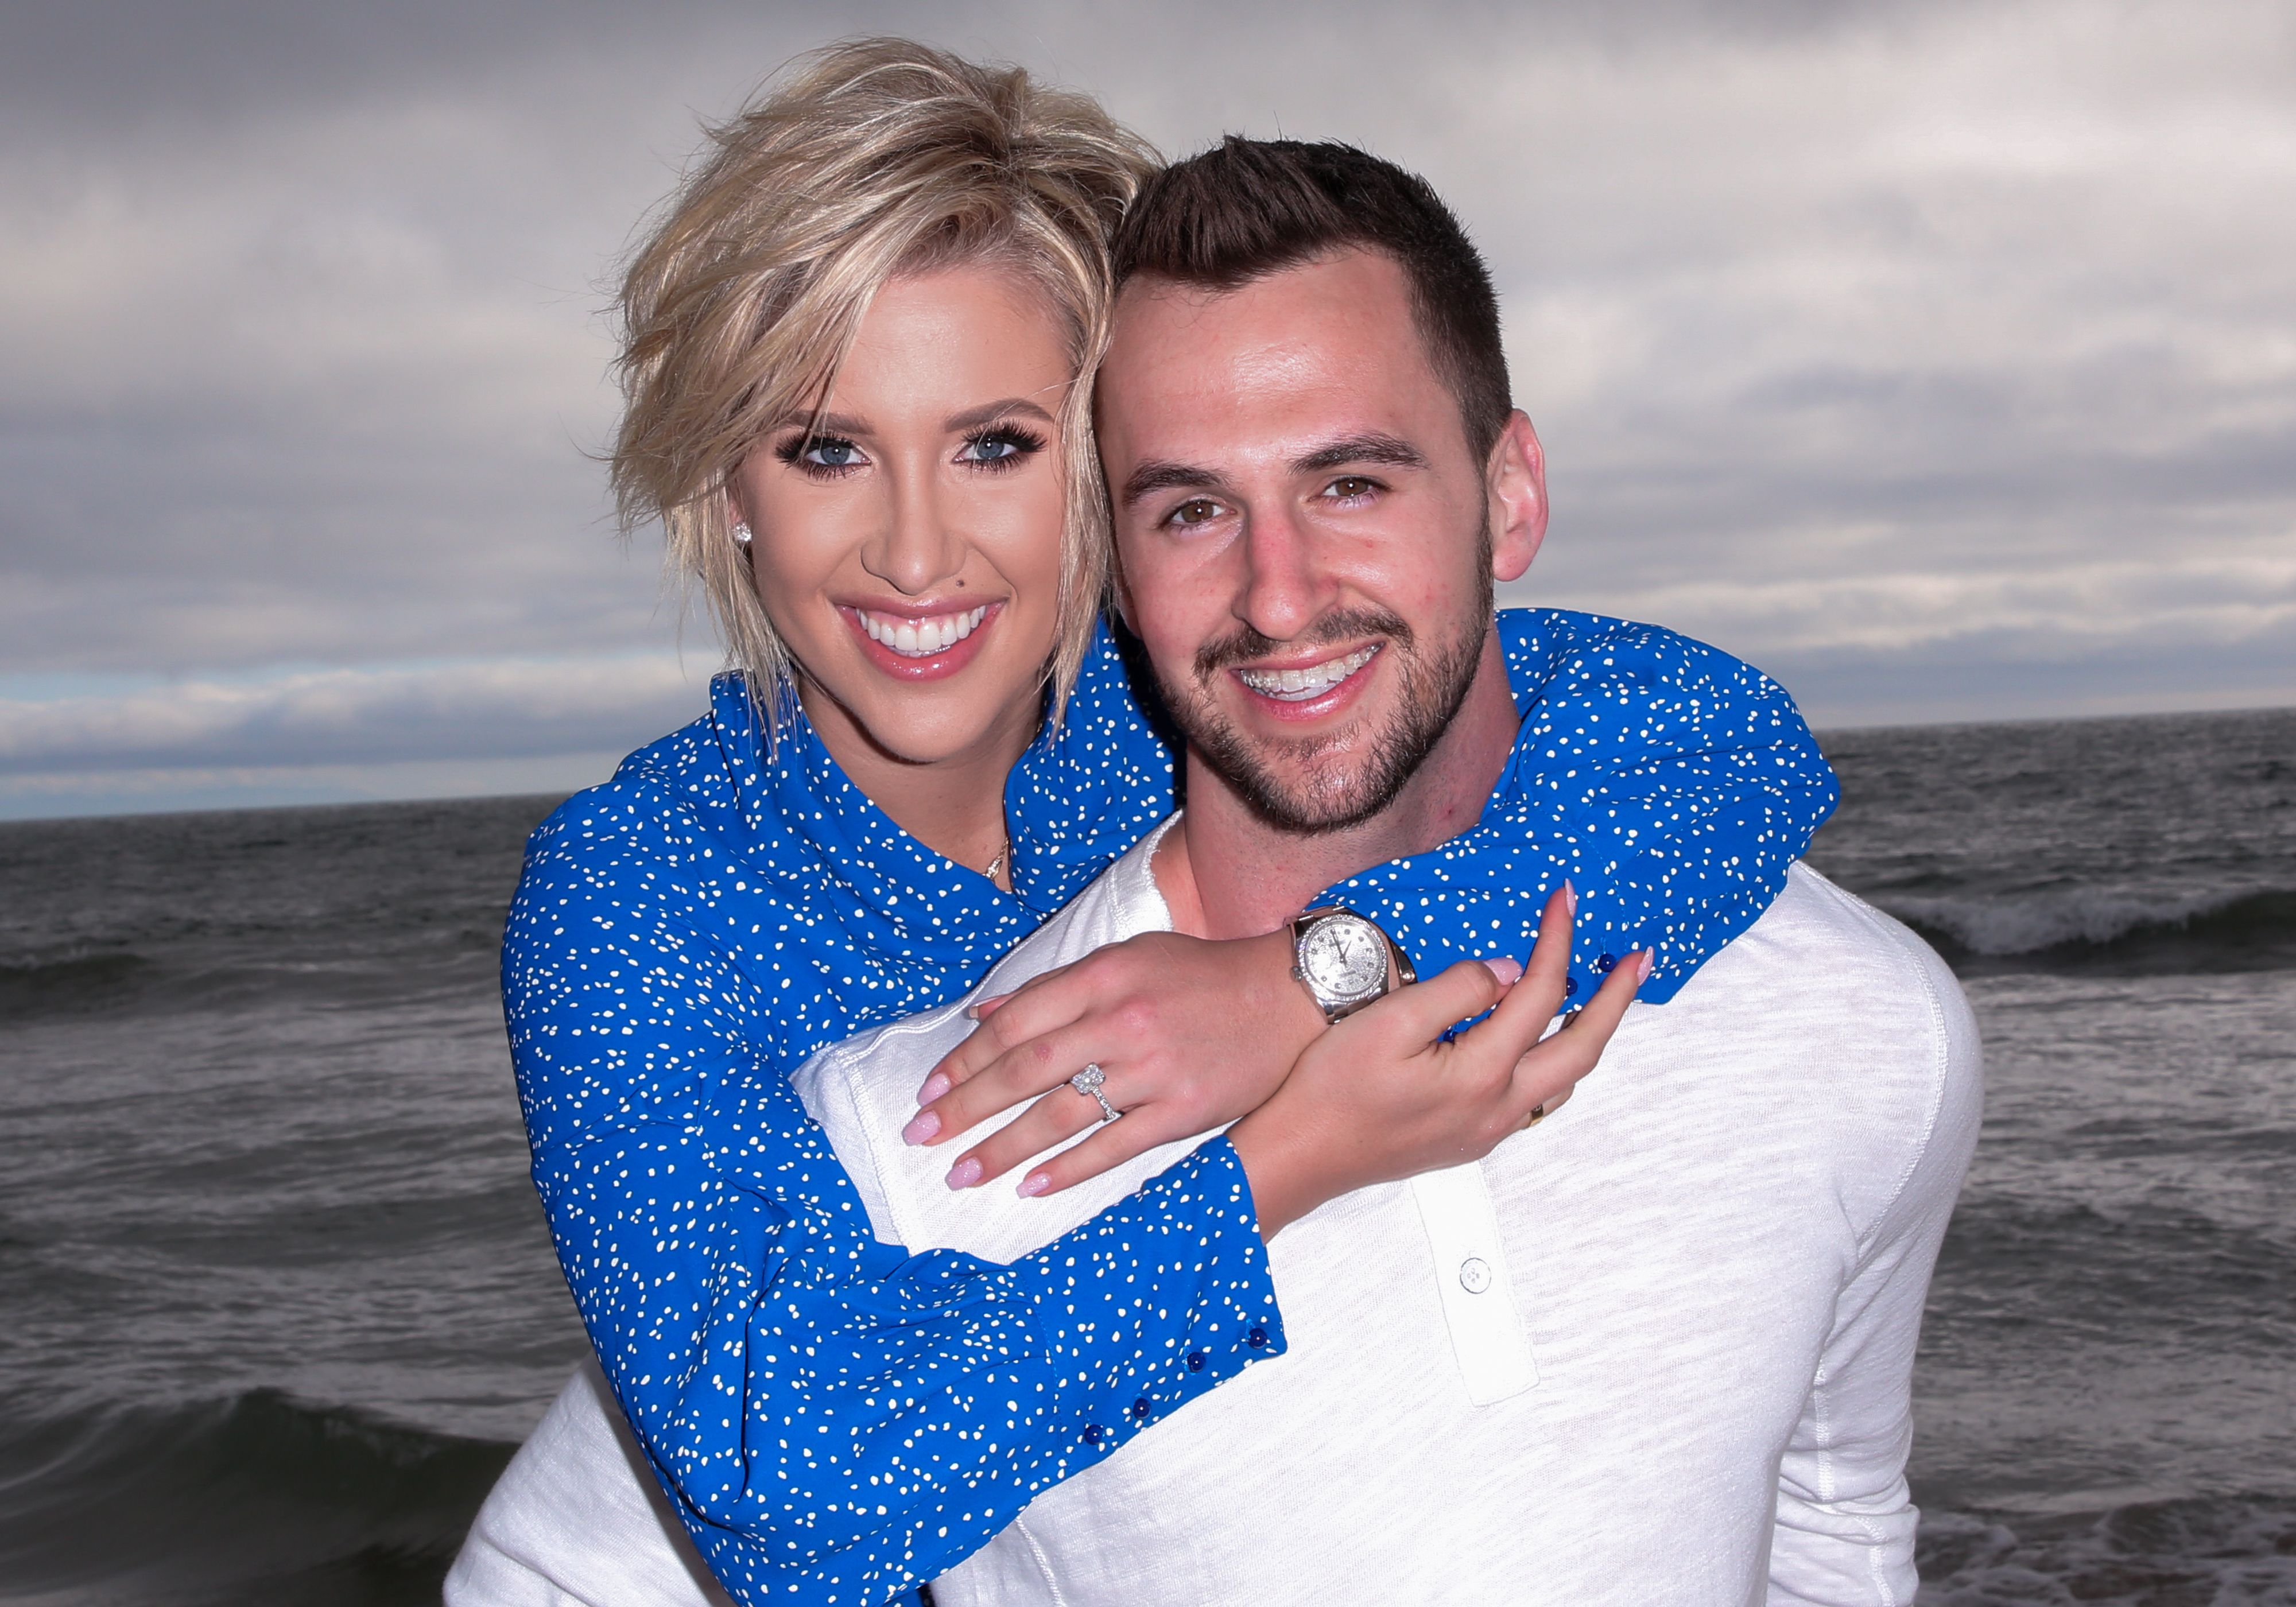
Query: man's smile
1234 643 1382 703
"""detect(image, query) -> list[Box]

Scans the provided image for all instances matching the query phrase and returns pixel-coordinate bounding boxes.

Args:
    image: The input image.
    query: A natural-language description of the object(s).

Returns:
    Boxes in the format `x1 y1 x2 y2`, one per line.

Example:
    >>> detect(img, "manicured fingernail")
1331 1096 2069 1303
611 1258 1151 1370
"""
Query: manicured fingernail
944 1157 982 1190
1482 957 1523 985
1636 950 1654 981
915 1072 951 1105
1017 1171 1050 1198
901 1111 940 1146
1563 880 1577 917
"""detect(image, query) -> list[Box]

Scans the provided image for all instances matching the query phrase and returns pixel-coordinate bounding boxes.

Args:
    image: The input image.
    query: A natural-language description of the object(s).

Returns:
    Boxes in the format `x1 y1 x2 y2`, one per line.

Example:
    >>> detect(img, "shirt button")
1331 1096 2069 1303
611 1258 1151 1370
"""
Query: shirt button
1130 1397 1153 1421
1459 1257 1493 1295
1246 1326 1269 1350
1081 1423 1106 1446
1563 974 1581 999
1597 952 1617 974
1185 1350 1207 1372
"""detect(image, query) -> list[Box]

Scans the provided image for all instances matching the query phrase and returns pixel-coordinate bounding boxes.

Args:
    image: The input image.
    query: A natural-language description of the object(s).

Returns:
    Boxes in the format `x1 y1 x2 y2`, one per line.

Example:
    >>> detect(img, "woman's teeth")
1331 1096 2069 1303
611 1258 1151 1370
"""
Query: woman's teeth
1237 645 1379 701
858 605 990 658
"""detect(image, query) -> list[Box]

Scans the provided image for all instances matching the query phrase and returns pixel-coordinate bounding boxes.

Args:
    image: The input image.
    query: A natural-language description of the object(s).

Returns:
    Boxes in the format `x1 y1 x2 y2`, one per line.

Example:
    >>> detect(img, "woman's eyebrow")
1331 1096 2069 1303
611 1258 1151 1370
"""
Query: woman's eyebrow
944 397 1058 433
1292 433 1429 475
773 410 871 437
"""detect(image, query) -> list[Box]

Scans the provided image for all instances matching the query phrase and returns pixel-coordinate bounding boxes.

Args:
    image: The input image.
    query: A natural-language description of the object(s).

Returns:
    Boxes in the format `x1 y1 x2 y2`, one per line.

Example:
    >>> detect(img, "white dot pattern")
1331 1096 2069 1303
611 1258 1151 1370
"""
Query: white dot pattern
501 609 1837 1604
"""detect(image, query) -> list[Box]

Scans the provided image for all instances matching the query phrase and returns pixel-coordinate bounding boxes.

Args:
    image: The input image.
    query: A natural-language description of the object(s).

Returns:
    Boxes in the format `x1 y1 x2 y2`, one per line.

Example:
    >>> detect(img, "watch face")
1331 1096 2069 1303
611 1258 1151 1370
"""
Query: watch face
1301 915 1389 1003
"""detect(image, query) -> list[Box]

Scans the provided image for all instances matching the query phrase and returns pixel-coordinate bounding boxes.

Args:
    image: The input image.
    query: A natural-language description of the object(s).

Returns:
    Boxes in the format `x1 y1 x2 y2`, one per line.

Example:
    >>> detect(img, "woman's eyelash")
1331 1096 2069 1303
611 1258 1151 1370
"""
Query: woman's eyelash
774 433 864 476
960 424 1048 471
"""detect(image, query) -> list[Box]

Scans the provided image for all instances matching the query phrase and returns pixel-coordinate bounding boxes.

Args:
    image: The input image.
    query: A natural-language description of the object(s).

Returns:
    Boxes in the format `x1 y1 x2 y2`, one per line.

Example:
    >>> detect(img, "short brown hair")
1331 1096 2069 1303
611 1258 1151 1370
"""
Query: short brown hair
1111 137 1512 464
610 39 1158 731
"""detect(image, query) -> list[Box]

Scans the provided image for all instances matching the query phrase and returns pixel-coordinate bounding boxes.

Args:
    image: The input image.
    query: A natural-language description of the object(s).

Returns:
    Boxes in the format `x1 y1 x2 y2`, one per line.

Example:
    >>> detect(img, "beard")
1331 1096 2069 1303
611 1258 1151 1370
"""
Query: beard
1157 556 1495 837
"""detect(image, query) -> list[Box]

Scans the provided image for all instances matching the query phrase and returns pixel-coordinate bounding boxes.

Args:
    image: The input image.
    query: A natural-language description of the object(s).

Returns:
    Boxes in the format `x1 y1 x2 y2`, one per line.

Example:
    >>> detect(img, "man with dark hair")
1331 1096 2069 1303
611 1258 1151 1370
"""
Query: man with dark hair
807 138 1975 1602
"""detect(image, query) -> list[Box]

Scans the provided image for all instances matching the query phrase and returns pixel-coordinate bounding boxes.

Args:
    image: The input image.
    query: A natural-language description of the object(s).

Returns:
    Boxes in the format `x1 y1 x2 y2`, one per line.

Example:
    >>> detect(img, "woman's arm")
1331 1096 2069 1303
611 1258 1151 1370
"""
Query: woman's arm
909 610 1837 1190
509 773 1629 1607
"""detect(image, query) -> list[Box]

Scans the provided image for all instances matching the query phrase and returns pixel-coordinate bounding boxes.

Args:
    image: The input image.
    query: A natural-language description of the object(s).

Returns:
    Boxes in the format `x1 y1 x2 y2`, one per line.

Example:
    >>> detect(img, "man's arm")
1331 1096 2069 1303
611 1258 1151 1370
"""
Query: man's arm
1768 934 1983 1606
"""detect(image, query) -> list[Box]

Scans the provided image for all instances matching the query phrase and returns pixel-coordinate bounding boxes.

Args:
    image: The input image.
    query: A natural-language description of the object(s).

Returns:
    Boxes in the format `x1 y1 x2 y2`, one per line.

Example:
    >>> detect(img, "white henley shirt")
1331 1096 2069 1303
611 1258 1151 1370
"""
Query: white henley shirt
450 821 1981 1607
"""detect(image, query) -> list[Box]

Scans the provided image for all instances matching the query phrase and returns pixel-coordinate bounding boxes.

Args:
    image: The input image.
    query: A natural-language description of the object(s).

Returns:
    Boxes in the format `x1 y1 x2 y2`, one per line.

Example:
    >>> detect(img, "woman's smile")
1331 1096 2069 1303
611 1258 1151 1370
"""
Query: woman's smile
841 600 1004 681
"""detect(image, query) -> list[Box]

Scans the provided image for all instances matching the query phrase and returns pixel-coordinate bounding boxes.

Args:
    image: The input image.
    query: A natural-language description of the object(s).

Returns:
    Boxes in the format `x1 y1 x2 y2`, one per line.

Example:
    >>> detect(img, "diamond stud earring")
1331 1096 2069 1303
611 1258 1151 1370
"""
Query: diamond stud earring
730 521 753 546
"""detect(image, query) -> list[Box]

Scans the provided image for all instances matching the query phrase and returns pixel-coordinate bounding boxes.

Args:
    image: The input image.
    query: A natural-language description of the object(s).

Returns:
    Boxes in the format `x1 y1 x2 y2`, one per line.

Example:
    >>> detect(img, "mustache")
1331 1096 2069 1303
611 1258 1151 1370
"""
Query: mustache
1192 608 1417 681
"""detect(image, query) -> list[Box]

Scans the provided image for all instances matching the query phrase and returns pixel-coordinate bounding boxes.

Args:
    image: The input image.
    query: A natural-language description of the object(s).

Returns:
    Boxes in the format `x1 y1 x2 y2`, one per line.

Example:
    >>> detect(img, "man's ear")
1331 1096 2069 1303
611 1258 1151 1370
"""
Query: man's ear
1486 411 1548 584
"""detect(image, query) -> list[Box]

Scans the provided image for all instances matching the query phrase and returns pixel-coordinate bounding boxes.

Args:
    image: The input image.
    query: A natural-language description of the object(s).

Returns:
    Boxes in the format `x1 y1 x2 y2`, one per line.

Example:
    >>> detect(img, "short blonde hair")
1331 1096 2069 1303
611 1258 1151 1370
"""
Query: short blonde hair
611 38 1159 730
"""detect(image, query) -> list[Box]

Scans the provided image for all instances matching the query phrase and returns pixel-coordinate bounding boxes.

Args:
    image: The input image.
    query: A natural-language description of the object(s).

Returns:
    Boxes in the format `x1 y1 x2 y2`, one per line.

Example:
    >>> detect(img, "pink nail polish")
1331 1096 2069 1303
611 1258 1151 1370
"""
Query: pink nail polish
1636 950 1654 981
945 1156 983 1190
916 1072 951 1105
1482 957 1523 985
1017 1172 1050 1198
1563 880 1577 918
901 1111 940 1146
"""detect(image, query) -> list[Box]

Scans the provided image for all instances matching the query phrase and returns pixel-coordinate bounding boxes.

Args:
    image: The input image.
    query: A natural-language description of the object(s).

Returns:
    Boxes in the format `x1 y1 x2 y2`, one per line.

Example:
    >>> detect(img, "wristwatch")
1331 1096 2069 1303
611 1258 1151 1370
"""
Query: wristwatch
1289 906 1417 1024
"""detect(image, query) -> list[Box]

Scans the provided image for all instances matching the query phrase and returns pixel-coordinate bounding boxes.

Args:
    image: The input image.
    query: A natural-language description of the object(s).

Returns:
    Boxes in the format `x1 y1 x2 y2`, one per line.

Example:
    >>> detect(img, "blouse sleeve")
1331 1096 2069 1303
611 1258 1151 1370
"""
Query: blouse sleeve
505 611 1833 1605
1319 610 1839 1003
505 786 1284 1607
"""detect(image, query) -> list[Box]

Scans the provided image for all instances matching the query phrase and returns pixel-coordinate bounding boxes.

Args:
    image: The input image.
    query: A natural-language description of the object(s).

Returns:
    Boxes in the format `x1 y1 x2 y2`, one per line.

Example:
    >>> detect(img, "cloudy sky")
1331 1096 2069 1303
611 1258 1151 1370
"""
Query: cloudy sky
2 0 2290 819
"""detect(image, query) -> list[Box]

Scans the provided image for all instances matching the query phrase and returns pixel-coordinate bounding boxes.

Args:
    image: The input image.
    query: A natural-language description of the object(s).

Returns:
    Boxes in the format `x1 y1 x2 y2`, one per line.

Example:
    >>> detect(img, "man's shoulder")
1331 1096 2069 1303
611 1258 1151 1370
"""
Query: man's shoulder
1674 861 1978 1089
1616 861 1981 1213
1710 861 1962 1012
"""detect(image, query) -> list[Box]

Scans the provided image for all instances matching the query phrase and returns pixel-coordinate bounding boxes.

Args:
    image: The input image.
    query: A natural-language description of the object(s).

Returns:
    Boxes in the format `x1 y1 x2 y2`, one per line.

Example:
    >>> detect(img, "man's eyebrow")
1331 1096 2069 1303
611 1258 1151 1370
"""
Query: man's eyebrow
1292 433 1430 475
1120 459 1228 508
945 397 1058 434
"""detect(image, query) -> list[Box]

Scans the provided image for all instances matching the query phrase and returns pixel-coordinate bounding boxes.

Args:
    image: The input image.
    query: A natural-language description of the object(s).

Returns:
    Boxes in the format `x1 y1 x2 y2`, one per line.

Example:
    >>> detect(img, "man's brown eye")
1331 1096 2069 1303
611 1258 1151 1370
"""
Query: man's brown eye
1331 476 1374 499
1173 499 1220 526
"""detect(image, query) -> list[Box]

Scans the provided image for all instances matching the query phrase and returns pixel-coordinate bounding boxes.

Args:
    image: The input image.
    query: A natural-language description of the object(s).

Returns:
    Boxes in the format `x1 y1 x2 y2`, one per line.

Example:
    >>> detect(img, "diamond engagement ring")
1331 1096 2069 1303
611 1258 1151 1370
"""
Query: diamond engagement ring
1070 1062 1121 1123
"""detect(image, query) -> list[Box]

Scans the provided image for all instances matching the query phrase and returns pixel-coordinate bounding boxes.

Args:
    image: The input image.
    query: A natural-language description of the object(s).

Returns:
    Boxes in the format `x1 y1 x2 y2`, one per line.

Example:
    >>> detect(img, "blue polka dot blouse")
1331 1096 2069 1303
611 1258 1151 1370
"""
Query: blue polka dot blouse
502 608 1838 1605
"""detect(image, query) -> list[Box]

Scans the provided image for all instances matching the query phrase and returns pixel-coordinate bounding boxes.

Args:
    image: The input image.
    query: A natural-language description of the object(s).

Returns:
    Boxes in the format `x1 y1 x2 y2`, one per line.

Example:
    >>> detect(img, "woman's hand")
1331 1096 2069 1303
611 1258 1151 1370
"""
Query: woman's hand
901 927 1329 1194
1231 885 1646 1239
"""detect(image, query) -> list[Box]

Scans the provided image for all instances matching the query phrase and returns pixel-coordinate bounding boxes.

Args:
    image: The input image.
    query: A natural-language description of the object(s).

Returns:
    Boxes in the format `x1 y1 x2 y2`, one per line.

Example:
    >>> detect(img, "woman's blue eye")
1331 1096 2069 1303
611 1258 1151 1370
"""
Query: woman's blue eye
961 428 1043 467
808 440 858 467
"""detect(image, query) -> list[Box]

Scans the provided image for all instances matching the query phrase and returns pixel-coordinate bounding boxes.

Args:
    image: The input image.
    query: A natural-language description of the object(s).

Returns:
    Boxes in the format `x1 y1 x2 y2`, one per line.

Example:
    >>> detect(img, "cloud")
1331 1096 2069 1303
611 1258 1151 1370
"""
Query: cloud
0 656 707 774
2 0 2290 813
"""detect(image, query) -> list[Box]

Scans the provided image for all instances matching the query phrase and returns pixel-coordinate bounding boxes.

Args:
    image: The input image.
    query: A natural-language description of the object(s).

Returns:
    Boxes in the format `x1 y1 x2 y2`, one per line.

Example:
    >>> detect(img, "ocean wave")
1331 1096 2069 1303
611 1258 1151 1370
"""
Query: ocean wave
0 946 414 1023
1918 1493 2296 1605
0 1388 510 1606
0 952 157 1019
1884 887 2296 973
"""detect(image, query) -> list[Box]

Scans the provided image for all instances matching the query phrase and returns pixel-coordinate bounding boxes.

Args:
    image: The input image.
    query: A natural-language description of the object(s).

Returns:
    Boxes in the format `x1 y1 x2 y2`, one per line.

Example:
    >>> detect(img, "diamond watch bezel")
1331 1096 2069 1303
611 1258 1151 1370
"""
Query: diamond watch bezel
1298 913 1390 1004
1290 907 1414 1023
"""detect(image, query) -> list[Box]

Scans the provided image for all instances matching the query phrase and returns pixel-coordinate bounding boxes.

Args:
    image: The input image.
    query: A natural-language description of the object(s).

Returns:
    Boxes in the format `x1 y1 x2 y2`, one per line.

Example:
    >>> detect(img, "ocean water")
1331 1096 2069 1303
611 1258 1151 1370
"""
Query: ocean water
1 706 2290 1605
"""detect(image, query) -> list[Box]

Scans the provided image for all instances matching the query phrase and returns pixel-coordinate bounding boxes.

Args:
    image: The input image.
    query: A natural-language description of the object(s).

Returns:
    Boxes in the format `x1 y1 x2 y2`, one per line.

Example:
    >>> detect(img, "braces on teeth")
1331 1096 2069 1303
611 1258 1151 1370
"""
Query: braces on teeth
858 605 990 658
1238 645 1379 701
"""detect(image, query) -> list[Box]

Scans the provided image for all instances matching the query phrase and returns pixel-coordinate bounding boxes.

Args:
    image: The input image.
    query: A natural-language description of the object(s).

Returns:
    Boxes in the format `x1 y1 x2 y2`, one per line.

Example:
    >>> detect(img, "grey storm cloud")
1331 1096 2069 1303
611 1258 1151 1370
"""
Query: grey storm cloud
1 0 2291 816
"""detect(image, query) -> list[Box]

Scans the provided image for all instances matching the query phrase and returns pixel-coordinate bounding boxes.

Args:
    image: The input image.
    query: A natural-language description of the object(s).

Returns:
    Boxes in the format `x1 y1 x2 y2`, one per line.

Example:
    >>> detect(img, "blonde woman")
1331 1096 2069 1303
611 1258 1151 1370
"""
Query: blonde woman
479 39 1836 1606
